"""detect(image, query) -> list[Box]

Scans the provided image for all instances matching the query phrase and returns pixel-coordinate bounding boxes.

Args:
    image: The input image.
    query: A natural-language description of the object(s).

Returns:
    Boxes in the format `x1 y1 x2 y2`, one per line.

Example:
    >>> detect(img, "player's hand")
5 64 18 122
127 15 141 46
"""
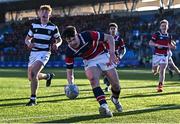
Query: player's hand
155 44 162 49
115 51 121 62
27 43 35 49
51 43 58 53
109 52 119 65
168 44 176 49
156 44 167 49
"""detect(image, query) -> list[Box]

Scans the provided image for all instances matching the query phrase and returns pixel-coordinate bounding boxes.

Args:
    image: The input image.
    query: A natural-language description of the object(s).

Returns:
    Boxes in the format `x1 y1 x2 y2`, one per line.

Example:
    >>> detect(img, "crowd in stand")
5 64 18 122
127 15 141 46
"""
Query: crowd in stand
0 10 180 66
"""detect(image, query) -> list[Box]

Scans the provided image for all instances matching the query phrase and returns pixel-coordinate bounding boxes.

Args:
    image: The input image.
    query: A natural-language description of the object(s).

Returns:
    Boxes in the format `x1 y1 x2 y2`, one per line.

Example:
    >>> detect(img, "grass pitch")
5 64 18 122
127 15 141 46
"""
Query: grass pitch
0 68 180 123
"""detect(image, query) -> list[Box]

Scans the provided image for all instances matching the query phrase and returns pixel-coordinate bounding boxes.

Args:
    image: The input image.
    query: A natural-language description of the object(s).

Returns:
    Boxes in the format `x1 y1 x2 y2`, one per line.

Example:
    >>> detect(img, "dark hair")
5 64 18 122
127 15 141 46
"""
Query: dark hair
62 26 77 39
109 23 118 28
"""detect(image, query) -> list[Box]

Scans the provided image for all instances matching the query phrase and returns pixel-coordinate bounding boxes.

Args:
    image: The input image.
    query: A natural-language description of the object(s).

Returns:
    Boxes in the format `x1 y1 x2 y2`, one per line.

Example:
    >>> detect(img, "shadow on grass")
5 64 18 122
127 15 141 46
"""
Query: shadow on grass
0 95 95 107
0 94 65 102
38 95 95 104
121 91 180 99
0 94 65 107
165 82 180 86
114 104 180 117
41 114 104 123
41 104 180 123
122 85 156 90
51 83 90 88
122 83 180 90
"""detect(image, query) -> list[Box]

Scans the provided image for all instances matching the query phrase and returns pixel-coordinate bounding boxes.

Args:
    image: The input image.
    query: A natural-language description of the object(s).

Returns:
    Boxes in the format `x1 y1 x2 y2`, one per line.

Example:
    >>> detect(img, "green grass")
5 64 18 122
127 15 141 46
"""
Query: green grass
0 68 180 123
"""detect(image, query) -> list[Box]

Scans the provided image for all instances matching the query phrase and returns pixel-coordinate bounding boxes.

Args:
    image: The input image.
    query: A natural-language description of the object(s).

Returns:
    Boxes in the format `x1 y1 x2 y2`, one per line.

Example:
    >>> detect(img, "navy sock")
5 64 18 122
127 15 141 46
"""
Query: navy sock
93 87 107 105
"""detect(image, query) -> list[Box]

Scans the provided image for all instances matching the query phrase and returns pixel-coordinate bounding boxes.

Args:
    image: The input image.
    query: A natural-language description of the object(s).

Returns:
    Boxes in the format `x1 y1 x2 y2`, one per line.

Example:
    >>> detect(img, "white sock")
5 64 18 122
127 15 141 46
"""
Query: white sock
101 103 108 108
112 97 119 104
30 97 36 101
46 73 50 80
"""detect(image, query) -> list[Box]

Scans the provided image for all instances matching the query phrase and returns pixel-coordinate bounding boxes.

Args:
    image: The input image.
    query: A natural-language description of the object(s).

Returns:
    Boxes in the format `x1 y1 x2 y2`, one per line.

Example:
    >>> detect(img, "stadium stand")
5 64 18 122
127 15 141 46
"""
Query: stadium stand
0 0 180 67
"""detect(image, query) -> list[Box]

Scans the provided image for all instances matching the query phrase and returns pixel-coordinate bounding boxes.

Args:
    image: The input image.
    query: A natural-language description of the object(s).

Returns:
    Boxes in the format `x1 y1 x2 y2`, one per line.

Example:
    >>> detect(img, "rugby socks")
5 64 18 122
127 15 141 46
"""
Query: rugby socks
93 87 107 105
159 82 163 86
30 94 36 101
111 88 121 104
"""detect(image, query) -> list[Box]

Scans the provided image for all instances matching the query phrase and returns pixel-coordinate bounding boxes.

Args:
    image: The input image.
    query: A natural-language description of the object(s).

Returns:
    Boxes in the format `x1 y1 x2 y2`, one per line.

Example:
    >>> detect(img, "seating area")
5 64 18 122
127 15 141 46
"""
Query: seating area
0 9 180 67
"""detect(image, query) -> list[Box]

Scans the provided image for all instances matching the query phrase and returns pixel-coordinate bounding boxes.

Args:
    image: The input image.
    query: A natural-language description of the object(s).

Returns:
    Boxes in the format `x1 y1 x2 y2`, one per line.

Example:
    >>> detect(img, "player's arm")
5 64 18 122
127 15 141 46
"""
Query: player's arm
25 24 34 49
104 34 115 54
118 39 126 59
104 33 119 64
54 38 62 47
52 26 62 51
149 40 168 48
52 37 62 52
149 33 168 48
25 35 34 49
65 55 74 84
119 47 126 59
67 69 74 84
149 33 159 47
149 40 158 47
168 40 176 49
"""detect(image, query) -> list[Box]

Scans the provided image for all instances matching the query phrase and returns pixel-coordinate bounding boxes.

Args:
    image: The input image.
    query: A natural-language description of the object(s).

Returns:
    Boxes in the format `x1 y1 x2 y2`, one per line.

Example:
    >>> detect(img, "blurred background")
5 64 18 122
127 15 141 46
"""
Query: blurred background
0 0 180 68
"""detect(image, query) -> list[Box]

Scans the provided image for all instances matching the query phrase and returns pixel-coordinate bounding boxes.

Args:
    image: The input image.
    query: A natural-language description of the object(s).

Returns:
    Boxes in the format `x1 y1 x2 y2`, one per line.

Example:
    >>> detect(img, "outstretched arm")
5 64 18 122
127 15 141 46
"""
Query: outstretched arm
67 69 74 84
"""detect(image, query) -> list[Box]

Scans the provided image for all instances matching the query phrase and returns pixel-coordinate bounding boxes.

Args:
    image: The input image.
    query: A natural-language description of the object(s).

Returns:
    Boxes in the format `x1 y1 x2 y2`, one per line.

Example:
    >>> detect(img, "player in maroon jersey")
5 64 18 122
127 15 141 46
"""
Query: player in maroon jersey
62 26 123 117
103 23 126 92
149 19 176 92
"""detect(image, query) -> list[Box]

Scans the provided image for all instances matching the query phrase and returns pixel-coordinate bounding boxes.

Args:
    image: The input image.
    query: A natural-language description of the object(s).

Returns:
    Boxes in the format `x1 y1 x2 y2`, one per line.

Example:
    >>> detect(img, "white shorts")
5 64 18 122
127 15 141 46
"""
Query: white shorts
83 53 115 71
28 51 51 67
152 54 168 67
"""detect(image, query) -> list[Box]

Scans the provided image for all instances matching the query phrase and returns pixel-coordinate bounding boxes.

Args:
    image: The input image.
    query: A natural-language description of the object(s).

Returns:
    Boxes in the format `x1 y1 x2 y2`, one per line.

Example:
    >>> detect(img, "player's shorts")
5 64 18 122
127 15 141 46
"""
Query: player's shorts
152 54 168 67
28 51 51 67
83 53 115 71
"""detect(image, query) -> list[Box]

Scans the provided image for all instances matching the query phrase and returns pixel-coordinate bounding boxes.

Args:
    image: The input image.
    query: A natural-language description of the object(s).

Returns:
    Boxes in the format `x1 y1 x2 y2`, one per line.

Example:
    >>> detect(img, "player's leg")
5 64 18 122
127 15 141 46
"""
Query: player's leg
26 60 44 106
103 76 111 92
157 63 167 92
85 66 113 117
152 65 159 75
28 68 55 88
152 55 160 75
104 68 122 112
170 59 180 76
168 58 174 78
38 72 55 87
29 70 55 87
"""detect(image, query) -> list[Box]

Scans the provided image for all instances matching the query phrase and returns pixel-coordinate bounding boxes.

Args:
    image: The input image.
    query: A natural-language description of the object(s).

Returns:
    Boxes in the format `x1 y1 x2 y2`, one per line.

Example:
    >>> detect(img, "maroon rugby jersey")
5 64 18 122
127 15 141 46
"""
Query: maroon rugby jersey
151 31 172 55
65 31 106 69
